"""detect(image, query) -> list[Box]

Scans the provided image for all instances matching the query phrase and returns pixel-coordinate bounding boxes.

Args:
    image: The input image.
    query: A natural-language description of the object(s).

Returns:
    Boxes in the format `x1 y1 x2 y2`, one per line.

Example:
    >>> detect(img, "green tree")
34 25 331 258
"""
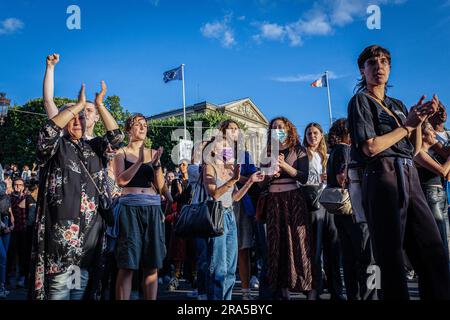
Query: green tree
0 96 129 168
93 95 131 139
147 110 245 169
0 97 73 168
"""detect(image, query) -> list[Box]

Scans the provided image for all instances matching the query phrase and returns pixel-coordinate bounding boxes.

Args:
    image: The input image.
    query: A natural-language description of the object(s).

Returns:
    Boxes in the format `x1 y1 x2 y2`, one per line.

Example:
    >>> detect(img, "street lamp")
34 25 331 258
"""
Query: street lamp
0 92 10 125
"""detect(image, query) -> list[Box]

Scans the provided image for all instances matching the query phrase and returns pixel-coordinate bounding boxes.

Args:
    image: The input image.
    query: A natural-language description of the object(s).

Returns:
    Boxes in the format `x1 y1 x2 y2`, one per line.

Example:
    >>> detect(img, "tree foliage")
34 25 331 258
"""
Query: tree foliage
0 96 245 171
147 110 245 169
0 96 129 168
0 97 72 167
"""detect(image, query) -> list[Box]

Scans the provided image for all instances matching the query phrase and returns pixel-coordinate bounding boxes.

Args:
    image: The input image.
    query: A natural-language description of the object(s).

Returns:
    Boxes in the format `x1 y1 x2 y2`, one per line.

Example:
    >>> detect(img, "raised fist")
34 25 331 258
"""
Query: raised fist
46 53 60 67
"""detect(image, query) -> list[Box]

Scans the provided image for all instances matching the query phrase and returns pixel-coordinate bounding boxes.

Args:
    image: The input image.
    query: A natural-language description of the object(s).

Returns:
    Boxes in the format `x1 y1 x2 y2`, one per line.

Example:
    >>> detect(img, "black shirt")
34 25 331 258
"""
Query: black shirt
348 92 413 165
25 194 37 227
171 177 190 212
0 194 10 217
327 144 350 188
417 152 443 187
269 145 309 184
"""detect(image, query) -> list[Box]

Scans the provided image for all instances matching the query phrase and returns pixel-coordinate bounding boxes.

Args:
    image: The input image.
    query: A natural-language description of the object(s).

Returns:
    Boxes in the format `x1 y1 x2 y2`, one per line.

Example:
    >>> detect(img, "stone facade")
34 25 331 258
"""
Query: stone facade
148 98 269 164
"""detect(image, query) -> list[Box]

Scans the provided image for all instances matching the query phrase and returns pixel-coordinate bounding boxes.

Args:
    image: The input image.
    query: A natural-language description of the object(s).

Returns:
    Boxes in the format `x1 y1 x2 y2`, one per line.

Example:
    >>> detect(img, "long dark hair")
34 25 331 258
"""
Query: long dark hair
355 45 392 93
328 118 349 149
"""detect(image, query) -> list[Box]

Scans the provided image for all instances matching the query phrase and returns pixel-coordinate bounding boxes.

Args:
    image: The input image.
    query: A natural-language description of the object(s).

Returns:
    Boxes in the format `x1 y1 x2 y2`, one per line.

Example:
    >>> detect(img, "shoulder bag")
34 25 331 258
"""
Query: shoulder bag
174 169 224 238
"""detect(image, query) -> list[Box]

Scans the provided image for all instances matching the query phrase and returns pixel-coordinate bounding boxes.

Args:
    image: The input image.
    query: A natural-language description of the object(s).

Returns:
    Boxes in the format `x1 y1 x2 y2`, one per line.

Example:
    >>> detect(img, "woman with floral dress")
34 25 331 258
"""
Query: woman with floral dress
30 83 123 300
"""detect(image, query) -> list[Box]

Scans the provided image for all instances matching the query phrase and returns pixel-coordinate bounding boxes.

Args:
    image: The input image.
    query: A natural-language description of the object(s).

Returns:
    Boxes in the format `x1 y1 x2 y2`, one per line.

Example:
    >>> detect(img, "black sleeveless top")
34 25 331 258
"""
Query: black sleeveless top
417 166 442 187
417 152 443 187
123 153 155 188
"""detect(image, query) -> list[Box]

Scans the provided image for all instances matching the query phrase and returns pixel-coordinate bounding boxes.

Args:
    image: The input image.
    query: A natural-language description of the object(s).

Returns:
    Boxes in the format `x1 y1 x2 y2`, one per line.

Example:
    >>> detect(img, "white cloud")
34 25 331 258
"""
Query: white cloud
329 0 366 26
260 23 285 40
295 11 333 36
0 18 24 35
271 71 340 83
254 11 333 47
253 0 406 46
201 15 236 48
148 0 160 6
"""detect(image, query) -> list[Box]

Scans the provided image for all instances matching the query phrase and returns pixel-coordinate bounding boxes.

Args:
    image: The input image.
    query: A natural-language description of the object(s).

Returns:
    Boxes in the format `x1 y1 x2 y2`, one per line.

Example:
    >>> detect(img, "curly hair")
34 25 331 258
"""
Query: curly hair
266 117 300 155
328 118 349 149
303 122 328 169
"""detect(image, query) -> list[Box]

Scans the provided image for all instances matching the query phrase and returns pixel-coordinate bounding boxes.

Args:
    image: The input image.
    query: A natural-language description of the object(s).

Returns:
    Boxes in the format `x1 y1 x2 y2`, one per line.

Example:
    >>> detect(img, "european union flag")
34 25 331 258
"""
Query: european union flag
163 66 183 83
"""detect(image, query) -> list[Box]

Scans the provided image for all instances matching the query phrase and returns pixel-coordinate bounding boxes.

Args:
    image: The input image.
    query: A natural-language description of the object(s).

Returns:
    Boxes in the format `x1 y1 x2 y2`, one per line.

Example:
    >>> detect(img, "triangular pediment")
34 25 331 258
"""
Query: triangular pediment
221 98 268 125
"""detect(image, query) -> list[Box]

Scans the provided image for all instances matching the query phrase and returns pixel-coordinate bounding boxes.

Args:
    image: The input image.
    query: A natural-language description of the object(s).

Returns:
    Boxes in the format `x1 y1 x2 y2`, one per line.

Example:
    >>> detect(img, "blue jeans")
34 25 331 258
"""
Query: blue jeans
0 232 11 286
48 268 89 300
423 186 449 259
206 207 238 300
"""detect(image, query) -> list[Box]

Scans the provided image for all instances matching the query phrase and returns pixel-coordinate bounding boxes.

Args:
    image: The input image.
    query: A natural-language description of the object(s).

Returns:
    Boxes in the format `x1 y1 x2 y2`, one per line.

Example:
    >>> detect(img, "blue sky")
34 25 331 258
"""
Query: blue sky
0 0 449 133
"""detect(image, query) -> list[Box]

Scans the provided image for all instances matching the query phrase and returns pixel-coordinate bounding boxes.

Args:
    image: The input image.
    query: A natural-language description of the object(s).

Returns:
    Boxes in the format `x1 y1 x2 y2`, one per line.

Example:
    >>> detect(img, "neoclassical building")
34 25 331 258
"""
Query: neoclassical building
148 97 269 164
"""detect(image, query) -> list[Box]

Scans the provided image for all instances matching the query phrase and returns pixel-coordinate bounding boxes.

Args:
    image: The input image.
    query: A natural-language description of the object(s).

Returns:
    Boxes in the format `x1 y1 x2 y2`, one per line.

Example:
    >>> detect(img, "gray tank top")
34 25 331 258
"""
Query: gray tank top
213 166 234 208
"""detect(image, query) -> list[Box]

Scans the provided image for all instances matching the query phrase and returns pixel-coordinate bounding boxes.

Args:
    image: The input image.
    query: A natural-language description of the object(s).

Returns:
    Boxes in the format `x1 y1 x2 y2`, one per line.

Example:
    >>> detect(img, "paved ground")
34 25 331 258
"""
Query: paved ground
3 277 420 300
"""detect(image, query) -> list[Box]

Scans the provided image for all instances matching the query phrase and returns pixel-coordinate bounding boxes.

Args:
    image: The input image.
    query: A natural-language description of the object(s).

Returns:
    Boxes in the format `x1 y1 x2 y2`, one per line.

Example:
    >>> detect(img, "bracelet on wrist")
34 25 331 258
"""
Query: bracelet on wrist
153 162 162 169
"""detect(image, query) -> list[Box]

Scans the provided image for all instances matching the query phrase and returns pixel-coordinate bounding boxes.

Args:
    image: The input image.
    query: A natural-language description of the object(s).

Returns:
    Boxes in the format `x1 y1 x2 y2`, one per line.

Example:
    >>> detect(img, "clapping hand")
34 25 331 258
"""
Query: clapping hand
95 80 107 107
77 84 86 107
138 143 145 163
232 164 241 182
278 153 286 170
249 171 265 183
412 95 440 123
152 147 164 165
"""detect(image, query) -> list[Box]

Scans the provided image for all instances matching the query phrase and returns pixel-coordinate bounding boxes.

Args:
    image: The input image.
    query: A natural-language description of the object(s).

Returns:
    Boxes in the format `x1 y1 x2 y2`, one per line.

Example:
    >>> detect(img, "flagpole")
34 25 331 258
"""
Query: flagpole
325 71 333 128
181 64 187 140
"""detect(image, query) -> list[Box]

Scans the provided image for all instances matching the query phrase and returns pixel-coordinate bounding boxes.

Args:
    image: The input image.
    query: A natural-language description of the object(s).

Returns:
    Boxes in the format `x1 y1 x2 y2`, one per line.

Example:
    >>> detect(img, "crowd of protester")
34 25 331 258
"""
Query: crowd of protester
0 44 450 300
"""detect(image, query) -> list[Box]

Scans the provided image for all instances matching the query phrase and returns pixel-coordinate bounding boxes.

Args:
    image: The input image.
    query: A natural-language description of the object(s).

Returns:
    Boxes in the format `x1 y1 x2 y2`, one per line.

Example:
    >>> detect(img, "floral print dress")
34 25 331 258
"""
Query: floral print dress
30 120 123 300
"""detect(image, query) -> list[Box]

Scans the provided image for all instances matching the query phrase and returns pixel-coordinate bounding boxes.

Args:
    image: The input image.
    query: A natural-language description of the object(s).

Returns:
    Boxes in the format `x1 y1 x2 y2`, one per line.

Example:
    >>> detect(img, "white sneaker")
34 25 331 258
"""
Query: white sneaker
167 277 179 291
250 276 260 289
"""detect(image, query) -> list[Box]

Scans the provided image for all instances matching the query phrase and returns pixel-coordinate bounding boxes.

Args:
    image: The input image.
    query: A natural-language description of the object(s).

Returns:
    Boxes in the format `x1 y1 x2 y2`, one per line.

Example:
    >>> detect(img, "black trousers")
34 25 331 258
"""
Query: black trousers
7 230 28 279
334 215 368 300
362 157 450 300
311 206 343 299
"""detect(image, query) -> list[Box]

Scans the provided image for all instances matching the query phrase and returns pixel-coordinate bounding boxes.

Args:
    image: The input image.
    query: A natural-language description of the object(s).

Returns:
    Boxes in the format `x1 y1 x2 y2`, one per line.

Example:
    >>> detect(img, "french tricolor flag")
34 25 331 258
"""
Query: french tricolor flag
311 74 328 88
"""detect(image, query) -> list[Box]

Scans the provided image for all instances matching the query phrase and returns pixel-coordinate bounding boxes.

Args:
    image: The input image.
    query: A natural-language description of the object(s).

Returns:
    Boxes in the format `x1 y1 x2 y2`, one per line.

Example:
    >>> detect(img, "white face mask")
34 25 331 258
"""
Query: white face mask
274 129 288 143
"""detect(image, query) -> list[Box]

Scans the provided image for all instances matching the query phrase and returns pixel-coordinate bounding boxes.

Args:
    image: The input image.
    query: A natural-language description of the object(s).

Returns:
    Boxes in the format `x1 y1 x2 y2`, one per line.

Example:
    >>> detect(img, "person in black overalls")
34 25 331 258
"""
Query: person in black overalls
348 45 450 300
